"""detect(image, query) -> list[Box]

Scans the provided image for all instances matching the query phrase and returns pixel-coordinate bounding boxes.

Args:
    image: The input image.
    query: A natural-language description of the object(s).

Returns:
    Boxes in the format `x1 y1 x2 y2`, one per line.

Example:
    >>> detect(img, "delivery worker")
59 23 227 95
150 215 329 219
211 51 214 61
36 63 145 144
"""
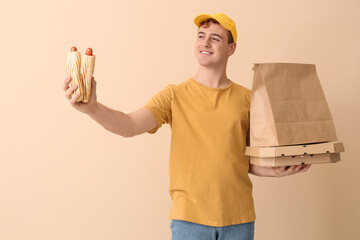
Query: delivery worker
63 13 311 240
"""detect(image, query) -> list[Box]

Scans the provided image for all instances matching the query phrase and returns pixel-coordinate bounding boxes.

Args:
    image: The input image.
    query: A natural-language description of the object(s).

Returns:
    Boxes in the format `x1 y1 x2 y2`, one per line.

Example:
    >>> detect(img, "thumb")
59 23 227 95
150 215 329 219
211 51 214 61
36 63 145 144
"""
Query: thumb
91 77 97 92
89 77 97 102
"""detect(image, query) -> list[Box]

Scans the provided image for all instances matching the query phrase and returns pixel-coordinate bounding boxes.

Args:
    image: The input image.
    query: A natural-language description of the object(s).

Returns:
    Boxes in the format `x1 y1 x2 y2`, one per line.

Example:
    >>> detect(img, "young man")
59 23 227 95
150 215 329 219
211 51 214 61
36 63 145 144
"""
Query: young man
63 13 311 240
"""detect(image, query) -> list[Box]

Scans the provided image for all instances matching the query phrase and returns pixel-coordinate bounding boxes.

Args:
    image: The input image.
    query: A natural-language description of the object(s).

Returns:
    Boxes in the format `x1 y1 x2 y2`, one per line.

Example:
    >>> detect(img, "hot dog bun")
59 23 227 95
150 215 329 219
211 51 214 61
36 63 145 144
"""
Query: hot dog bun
66 47 83 102
65 46 96 103
80 48 95 103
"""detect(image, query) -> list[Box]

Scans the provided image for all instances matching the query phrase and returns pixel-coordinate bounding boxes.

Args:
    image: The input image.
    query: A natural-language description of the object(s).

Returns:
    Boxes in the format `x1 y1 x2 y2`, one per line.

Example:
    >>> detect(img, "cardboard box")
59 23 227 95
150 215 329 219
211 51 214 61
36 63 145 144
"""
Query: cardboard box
245 141 344 166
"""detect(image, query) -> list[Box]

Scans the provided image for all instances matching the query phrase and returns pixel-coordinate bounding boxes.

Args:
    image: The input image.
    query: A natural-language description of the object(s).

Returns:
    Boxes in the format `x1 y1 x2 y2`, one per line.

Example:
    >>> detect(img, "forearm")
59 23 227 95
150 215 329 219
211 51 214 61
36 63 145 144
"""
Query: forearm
248 164 276 177
87 102 133 137
249 163 311 177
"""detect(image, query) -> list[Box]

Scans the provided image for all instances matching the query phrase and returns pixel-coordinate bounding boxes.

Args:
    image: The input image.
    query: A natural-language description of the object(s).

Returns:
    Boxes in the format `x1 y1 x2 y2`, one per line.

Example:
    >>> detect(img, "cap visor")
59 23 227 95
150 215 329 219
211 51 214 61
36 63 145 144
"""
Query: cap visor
194 14 214 27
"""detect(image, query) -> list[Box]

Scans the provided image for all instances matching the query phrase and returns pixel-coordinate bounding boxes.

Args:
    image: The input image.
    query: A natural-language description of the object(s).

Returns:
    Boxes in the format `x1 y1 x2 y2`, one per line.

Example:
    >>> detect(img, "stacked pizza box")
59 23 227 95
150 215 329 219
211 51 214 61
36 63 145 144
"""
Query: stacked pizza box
245 63 345 166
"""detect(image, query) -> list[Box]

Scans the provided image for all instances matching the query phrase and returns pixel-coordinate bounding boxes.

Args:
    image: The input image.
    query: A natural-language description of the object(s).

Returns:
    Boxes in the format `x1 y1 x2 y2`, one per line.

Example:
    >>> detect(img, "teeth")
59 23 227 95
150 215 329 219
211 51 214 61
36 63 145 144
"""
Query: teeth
201 51 211 55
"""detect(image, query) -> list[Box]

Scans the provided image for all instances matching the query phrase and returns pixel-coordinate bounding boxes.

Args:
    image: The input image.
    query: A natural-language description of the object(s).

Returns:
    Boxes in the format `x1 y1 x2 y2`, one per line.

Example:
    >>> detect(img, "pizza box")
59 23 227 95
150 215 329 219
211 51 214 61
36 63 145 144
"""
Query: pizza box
245 141 344 167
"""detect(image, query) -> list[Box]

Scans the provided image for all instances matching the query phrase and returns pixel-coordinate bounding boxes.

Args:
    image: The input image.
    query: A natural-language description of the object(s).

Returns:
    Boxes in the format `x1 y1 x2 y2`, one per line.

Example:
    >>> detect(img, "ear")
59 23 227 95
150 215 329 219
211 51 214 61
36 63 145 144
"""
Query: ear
228 42 237 56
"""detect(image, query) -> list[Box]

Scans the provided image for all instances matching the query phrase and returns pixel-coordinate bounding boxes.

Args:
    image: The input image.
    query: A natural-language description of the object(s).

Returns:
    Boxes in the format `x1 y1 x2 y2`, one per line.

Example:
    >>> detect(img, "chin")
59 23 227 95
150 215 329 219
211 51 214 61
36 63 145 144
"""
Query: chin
195 56 211 67
198 59 216 67
199 62 212 67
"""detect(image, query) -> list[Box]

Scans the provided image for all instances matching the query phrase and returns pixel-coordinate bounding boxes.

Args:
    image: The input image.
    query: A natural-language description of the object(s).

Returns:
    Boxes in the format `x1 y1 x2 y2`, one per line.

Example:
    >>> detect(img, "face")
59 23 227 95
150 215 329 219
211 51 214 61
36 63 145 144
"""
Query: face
194 21 236 67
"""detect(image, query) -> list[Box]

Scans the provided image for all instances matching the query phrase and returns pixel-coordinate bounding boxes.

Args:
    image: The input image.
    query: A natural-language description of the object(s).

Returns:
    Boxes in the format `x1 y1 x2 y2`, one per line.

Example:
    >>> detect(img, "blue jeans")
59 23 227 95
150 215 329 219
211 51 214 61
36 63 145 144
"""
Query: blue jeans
170 219 255 240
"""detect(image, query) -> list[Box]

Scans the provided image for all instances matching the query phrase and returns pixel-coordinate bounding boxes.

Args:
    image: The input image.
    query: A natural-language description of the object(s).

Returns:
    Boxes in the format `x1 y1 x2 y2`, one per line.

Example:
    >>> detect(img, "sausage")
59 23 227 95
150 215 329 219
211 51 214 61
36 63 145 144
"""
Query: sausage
85 48 93 56
70 46 77 52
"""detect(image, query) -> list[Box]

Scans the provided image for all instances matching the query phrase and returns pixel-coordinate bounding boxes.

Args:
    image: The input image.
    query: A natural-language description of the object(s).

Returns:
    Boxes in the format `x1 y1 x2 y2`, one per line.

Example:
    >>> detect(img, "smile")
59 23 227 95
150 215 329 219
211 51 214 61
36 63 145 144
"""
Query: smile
200 51 213 55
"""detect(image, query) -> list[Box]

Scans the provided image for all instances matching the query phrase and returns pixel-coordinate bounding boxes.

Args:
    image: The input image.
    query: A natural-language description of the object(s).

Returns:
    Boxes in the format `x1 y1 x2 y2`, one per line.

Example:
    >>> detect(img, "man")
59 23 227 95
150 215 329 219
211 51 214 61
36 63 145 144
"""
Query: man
63 13 311 240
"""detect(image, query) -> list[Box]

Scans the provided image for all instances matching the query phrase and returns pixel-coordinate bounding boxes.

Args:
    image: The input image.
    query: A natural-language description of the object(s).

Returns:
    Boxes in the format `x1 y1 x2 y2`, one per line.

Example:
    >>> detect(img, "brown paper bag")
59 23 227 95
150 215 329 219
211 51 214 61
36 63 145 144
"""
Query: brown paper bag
250 63 338 147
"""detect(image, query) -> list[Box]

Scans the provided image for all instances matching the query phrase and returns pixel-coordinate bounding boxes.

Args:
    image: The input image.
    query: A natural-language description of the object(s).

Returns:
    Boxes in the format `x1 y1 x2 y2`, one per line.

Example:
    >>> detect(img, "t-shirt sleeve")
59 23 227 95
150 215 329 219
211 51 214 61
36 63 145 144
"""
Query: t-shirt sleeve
143 84 174 134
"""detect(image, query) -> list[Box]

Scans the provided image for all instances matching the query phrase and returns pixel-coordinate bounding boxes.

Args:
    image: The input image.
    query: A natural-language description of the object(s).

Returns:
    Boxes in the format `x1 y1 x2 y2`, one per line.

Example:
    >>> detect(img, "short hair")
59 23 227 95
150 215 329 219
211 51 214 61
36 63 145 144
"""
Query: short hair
199 19 234 44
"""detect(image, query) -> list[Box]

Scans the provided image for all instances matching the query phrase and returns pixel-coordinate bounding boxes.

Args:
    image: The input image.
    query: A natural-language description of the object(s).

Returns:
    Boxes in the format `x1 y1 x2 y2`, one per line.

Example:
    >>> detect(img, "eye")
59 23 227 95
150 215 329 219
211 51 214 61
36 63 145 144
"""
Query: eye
198 35 204 38
212 37 220 41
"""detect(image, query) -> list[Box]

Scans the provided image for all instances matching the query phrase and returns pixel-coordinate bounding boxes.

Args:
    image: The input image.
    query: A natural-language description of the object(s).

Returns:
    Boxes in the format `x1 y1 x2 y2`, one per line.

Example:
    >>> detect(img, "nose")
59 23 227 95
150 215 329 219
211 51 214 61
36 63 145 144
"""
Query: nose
204 36 211 48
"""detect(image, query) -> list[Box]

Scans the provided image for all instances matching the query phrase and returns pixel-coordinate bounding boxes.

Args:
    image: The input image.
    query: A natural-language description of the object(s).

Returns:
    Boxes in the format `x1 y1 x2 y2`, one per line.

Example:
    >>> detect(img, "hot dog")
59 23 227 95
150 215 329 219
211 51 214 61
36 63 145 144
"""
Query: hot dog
66 46 84 102
65 46 96 103
80 48 96 103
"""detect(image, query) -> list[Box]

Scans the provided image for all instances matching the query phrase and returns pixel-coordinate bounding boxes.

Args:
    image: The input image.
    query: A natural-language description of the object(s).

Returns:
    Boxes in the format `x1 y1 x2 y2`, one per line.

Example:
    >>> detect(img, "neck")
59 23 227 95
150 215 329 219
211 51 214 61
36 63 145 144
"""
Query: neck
193 63 230 88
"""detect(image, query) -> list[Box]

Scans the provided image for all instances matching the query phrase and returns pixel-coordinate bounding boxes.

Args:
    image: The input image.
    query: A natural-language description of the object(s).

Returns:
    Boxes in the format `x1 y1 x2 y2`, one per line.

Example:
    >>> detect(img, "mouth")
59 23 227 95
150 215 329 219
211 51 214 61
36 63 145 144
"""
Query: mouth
200 50 213 55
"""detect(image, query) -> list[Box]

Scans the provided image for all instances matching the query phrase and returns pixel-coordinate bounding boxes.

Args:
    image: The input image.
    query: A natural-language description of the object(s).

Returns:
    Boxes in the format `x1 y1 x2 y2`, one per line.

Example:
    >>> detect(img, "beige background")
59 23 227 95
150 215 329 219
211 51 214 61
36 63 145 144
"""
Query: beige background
1 0 359 239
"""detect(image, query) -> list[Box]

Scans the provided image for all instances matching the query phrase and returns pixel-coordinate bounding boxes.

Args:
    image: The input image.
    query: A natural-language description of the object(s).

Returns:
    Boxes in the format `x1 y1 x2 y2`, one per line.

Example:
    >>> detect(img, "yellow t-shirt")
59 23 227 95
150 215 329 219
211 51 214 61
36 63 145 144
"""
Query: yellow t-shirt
144 78 255 227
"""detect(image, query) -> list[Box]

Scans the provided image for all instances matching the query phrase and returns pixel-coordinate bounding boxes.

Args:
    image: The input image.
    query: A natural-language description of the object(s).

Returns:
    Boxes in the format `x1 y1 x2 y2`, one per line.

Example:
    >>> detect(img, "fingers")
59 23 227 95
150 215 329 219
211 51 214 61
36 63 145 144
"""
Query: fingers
274 166 290 177
69 92 81 105
287 164 311 175
287 165 305 174
293 165 303 171
64 76 81 104
276 164 311 177
286 165 297 172
64 75 97 110
299 164 311 172
65 84 78 100
294 164 311 172
63 76 71 91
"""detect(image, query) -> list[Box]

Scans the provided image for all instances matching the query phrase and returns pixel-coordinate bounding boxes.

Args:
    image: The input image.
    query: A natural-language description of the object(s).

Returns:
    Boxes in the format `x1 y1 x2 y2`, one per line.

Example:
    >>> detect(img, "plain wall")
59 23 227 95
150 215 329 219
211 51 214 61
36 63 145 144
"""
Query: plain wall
1 0 359 239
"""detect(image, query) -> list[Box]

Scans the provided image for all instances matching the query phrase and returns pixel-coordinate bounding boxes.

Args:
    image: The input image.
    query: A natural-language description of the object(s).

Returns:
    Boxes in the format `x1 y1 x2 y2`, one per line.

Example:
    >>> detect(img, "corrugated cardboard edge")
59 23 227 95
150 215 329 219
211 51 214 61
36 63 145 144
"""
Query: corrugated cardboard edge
250 153 341 167
245 141 344 157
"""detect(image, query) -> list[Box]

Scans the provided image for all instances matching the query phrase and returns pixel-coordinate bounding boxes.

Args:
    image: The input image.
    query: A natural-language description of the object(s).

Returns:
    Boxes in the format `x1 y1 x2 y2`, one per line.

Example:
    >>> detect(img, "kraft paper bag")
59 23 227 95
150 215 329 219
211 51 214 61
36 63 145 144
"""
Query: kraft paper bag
250 63 338 147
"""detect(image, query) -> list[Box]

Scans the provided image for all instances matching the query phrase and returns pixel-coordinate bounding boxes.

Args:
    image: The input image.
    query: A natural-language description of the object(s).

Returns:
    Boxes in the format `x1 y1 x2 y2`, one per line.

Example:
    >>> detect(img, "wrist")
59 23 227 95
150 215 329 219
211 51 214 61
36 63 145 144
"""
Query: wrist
249 163 271 177
262 167 277 177
249 164 275 177
86 101 100 117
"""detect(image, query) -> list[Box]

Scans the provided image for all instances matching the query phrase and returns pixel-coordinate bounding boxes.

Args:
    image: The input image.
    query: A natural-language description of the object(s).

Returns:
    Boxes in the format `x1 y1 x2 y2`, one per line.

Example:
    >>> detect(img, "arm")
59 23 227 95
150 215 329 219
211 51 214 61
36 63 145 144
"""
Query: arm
249 164 311 177
64 76 157 138
87 103 157 138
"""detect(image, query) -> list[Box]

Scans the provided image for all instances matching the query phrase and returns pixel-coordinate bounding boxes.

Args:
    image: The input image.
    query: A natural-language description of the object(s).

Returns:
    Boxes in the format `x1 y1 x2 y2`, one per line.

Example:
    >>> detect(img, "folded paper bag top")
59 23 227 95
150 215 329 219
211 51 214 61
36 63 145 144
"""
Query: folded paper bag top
250 63 338 147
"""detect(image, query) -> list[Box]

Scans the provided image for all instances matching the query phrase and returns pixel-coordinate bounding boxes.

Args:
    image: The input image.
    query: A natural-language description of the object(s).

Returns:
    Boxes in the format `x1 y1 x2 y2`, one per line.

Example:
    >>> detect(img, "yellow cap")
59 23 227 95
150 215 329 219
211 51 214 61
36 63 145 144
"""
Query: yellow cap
194 13 237 43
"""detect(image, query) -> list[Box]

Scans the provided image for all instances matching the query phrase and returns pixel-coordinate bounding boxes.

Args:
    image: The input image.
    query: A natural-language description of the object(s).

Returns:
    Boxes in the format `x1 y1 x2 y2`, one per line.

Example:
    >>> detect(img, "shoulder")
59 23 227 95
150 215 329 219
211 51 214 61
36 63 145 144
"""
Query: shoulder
231 81 251 101
149 79 189 101
163 79 192 94
231 80 251 93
